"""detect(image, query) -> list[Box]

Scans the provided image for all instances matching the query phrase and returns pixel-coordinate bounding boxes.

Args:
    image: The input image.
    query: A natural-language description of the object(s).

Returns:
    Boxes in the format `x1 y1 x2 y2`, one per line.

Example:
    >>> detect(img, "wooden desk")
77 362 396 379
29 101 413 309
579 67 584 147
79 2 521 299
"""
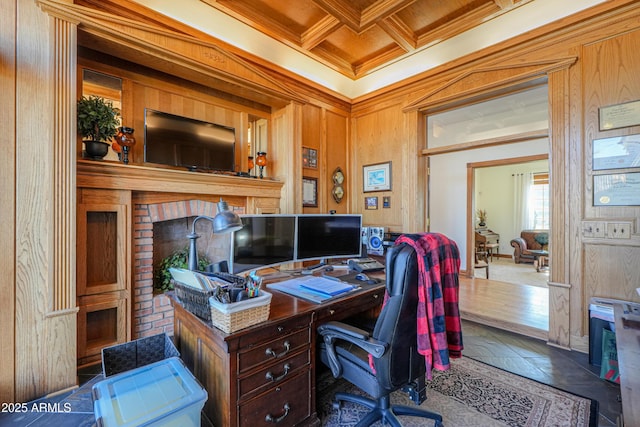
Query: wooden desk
613 303 640 427
170 280 385 427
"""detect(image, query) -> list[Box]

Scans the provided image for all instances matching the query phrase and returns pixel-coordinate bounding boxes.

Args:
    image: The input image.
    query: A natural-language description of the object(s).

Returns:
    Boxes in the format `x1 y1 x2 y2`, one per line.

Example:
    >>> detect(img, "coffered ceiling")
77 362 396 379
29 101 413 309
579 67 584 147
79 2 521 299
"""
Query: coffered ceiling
199 0 533 79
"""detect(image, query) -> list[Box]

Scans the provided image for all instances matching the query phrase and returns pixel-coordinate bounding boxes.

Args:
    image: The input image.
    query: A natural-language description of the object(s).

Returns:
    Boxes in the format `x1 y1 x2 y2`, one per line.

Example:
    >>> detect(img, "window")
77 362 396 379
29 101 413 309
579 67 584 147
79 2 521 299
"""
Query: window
530 172 549 229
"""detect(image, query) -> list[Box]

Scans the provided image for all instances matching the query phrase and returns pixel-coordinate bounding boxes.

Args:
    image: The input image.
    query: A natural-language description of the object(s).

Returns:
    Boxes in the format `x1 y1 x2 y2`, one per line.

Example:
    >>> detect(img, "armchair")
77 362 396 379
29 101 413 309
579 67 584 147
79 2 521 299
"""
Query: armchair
510 230 549 264
317 243 444 427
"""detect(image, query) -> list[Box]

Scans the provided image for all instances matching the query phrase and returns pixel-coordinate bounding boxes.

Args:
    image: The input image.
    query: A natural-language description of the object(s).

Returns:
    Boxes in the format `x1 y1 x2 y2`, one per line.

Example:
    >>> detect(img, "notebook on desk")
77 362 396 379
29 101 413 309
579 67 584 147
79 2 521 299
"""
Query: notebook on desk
267 276 357 304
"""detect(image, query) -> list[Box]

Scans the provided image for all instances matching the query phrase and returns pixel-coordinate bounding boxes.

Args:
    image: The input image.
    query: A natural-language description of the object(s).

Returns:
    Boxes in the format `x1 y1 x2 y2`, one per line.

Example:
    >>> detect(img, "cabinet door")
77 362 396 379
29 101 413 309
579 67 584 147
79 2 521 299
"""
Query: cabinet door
77 203 127 296
77 292 128 365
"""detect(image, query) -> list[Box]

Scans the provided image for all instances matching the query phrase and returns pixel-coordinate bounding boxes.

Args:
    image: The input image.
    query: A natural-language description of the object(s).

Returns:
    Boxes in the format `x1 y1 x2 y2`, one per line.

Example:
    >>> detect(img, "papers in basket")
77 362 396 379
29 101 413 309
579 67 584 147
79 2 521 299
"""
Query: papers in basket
169 268 227 291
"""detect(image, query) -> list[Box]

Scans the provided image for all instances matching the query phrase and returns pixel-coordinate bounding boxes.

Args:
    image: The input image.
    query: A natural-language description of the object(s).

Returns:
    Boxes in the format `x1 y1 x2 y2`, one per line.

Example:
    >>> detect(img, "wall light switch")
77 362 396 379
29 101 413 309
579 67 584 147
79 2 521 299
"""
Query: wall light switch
607 222 631 239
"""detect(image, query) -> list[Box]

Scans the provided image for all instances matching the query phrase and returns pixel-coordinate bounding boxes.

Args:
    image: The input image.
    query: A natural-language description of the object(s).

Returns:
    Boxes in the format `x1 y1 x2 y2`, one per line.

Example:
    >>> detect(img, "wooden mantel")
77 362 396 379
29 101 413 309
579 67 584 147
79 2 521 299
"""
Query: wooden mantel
77 160 283 200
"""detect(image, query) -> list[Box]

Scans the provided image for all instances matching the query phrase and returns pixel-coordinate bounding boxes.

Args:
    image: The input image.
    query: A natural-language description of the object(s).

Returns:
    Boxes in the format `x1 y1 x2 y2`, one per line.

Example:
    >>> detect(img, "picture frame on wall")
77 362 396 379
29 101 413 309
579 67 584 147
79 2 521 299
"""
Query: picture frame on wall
363 162 392 192
592 135 640 170
365 196 378 210
302 177 318 207
593 172 640 206
302 147 318 169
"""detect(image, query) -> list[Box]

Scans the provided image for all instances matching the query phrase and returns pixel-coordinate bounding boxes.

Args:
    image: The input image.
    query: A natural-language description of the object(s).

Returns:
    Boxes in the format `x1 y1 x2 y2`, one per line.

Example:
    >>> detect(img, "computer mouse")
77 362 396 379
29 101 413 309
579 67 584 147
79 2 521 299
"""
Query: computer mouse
355 273 369 281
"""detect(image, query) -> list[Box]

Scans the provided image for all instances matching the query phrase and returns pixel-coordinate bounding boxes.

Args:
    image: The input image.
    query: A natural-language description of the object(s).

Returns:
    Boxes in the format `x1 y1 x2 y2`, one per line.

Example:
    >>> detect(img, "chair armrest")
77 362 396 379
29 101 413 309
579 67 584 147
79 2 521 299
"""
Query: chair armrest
318 321 388 378
510 237 527 250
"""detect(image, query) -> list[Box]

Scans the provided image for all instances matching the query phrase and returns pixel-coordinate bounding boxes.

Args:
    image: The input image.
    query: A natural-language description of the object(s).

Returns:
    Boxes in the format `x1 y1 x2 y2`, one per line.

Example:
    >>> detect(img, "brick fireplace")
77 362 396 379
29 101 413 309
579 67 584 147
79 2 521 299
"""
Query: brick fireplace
131 199 245 338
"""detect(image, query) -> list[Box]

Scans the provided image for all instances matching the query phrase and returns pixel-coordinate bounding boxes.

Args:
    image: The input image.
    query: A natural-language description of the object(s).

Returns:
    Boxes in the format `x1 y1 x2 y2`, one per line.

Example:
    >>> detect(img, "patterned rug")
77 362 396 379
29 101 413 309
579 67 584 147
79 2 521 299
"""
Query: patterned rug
318 357 597 427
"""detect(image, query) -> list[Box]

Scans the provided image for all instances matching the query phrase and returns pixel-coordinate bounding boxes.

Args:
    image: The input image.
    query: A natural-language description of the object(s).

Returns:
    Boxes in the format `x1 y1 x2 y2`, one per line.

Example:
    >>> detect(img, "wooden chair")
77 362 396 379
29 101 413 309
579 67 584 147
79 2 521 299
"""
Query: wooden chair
474 250 489 279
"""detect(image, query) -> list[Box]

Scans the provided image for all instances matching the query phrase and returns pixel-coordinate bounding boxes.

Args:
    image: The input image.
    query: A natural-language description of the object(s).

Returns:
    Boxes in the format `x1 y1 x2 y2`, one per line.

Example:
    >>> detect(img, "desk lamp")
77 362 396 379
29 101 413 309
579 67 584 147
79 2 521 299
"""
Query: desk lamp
187 198 244 271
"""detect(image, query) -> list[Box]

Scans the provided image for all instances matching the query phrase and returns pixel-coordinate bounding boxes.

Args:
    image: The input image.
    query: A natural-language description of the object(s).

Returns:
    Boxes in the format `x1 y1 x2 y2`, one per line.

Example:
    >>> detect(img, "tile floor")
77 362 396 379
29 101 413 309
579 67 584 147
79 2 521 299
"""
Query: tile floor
0 320 622 426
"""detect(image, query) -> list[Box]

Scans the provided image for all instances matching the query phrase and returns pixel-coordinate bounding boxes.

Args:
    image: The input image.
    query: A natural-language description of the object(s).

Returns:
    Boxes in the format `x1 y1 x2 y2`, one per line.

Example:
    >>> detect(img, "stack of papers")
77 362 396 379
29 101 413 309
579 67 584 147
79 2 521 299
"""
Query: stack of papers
267 276 357 303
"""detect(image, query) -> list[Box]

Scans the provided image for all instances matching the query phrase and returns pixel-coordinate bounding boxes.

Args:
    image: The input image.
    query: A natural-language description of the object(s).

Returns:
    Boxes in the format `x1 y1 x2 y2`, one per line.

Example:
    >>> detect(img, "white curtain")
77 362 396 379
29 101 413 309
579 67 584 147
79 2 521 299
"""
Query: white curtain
512 172 533 236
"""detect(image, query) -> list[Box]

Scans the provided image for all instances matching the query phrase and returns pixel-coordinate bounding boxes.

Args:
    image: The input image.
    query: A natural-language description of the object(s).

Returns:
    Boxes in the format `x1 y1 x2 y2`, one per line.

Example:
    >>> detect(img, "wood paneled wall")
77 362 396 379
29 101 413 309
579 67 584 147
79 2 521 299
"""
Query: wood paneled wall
350 2 640 350
4 0 640 402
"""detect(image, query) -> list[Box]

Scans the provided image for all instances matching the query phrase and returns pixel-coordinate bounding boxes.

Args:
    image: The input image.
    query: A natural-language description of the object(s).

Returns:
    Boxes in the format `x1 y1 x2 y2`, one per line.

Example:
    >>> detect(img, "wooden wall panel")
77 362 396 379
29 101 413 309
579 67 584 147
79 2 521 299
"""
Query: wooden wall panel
351 103 413 231
325 110 349 213
0 0 17 403
584 244 640 302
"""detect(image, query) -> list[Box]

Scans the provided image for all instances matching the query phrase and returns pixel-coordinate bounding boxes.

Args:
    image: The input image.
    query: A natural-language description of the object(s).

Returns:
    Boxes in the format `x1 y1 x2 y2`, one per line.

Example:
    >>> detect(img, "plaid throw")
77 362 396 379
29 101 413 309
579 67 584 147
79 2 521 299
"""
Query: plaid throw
395 233 463 378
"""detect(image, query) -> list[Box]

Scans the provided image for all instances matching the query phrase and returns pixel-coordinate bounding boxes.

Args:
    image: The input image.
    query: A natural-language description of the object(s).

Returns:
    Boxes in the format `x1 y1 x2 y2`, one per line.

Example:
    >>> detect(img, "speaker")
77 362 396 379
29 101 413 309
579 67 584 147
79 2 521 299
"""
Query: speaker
367 226 385 255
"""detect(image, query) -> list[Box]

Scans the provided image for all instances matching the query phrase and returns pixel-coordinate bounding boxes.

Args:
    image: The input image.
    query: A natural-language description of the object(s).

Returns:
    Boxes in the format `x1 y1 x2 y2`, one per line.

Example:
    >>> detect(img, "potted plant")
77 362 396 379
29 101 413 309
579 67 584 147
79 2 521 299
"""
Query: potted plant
476 209 487 227
77 95 121 159
154 248 210 292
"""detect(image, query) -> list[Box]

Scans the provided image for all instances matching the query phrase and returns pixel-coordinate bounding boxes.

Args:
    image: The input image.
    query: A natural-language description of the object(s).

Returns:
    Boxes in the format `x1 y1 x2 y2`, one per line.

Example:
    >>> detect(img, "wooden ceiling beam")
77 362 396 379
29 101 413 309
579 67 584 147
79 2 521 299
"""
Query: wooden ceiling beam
312 0 360 31
378 15 416 52
301 15 342 50
361 0 418 29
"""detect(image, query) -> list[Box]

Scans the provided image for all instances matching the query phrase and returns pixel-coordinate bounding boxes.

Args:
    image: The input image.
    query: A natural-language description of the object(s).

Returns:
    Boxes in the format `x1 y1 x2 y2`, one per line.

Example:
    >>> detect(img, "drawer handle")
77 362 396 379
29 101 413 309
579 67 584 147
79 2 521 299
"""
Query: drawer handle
265 403 290 423
329 309 335 315
265 363 291 382
265 341 290 358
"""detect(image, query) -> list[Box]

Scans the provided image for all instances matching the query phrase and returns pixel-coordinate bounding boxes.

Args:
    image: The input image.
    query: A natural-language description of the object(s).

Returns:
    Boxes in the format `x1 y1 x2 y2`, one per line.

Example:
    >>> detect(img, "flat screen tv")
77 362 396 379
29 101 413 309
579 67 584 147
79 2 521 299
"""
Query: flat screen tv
231 215 296 274
144 109 236 171
295 214 362 262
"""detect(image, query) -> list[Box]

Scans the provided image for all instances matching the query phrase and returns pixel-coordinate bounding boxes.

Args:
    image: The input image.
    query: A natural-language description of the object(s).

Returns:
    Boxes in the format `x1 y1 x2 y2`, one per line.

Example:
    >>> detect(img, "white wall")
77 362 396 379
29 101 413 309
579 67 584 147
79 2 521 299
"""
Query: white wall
475 159 549 256
429 139 548 269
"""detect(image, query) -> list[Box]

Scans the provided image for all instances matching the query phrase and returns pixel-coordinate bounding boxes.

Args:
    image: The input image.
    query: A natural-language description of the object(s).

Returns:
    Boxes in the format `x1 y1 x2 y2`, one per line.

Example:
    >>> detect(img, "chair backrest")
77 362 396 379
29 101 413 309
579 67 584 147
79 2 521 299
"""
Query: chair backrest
371 243 424 391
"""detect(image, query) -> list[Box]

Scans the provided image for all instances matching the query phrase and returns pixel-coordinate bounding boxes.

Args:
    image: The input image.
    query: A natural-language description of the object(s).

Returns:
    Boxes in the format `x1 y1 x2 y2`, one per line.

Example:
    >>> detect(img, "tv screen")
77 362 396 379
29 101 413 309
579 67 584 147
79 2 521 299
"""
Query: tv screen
296 214 362 262
232 215 296 274
144 109 236 171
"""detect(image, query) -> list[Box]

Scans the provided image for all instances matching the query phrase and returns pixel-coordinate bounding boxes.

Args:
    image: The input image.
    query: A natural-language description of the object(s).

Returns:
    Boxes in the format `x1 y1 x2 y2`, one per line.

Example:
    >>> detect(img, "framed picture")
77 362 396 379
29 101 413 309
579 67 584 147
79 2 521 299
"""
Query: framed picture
599 100 640 131
593 172 640 206
302 147 318 169
365 196 378 210
302 177 318 207
363 162 392 192
592 135 640 170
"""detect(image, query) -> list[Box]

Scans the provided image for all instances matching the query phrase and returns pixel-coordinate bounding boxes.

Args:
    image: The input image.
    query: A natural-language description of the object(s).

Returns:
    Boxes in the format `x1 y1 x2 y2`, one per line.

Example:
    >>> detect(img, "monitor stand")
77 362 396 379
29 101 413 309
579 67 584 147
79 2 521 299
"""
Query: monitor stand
300 258 327 275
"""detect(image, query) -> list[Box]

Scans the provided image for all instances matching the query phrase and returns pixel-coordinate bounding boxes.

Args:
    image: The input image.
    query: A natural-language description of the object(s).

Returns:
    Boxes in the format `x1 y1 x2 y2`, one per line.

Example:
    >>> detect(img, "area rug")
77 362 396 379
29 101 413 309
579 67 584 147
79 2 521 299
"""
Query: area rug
318 357 597 427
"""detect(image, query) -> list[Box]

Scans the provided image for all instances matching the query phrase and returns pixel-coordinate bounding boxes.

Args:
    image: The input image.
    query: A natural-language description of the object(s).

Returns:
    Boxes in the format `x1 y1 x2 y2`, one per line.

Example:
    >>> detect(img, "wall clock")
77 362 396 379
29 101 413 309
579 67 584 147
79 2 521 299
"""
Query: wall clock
331 167 345 203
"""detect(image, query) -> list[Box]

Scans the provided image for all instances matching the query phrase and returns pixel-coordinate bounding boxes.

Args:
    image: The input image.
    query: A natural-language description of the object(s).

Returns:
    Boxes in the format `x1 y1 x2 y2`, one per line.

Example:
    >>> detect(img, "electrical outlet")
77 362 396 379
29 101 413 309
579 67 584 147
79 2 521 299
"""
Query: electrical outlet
607 222 631 239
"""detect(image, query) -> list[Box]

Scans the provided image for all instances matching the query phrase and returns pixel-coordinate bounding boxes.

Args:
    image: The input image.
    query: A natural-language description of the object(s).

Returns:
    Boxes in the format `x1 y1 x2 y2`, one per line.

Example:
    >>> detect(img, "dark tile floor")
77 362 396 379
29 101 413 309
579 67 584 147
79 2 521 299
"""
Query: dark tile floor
0 320 622 426
461 320 622 427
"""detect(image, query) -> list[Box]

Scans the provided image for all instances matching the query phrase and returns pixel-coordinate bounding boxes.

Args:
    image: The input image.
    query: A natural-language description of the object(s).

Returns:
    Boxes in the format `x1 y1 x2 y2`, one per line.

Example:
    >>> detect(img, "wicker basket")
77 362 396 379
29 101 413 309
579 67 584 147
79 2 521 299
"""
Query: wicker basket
174 282 216 322
209 291 272 333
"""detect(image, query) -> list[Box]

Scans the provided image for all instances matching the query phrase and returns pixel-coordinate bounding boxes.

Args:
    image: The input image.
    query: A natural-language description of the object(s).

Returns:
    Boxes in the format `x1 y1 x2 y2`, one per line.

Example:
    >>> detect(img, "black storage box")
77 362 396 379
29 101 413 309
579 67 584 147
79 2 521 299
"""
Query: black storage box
101 333 180 377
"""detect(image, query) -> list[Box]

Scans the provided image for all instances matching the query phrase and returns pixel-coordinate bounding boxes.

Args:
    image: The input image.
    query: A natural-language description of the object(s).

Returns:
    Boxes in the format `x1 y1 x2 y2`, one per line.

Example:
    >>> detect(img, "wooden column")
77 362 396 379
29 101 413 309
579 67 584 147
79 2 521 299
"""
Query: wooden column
13 0 78 401
547 63 574 349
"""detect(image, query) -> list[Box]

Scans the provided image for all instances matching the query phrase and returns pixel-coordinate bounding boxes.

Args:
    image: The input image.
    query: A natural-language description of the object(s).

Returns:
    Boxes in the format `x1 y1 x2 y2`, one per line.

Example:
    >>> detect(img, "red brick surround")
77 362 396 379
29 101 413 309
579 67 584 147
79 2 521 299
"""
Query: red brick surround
132 199 244 338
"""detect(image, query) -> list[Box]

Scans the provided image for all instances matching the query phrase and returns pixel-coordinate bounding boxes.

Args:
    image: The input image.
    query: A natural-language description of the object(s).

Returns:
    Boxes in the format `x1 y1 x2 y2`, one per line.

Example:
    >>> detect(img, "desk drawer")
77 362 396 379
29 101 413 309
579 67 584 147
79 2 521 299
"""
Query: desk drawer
238 313 312 349
238 328 310 374
238 349 310 400
238 371 311 427
315 288 384 322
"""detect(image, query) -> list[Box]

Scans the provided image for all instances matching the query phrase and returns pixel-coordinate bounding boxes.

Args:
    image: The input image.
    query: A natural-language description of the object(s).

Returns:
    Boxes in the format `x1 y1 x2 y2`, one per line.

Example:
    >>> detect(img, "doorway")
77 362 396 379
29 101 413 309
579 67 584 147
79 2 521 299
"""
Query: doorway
468 155 550 288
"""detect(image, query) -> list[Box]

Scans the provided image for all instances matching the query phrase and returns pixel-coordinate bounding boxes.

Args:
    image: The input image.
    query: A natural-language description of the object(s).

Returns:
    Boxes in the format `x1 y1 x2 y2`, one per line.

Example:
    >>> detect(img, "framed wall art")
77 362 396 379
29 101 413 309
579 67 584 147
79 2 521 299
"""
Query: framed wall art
365 196 378 210
302 147 318 169
592 135 640 170
599 100 640 131
593 172 640 206
363 161 392 192
302 177 318 207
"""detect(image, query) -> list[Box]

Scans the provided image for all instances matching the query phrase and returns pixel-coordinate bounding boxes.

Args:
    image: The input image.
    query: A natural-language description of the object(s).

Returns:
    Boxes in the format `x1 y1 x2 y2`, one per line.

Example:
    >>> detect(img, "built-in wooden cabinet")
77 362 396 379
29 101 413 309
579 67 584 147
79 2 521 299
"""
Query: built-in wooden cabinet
77 189 131 367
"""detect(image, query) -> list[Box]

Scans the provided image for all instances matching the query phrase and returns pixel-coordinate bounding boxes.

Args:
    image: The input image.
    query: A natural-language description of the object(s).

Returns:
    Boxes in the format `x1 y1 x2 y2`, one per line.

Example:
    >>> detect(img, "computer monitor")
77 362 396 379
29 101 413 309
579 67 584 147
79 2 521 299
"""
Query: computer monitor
295 214 362 262
231 215 296 274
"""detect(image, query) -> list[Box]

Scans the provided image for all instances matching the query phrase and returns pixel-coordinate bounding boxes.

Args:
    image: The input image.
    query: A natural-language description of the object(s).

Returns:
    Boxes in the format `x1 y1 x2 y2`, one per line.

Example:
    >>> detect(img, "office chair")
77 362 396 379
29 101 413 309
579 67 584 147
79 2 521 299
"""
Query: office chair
317 243 443 427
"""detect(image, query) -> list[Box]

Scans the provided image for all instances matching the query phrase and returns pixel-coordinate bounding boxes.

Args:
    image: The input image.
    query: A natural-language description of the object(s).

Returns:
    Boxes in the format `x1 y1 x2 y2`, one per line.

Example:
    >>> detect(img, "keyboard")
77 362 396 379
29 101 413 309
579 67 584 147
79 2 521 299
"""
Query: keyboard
204 271 247 287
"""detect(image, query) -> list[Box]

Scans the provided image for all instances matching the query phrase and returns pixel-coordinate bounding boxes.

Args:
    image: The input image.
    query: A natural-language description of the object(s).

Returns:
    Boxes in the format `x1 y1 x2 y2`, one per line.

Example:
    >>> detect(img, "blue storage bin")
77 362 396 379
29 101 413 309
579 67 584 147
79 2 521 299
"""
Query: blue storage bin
92 357 207 427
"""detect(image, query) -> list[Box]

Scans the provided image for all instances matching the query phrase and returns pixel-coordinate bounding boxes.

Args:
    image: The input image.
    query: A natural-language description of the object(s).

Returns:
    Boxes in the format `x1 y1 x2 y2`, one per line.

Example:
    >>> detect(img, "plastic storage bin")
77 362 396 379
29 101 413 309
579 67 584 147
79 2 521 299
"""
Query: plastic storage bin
92 357 207 427
101 333 179 377
588 297 619 366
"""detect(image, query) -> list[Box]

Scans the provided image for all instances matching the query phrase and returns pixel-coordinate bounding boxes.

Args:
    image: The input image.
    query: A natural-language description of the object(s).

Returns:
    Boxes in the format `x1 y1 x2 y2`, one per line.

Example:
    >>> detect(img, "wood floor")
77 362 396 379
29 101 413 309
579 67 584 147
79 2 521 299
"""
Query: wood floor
458 274 549 341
